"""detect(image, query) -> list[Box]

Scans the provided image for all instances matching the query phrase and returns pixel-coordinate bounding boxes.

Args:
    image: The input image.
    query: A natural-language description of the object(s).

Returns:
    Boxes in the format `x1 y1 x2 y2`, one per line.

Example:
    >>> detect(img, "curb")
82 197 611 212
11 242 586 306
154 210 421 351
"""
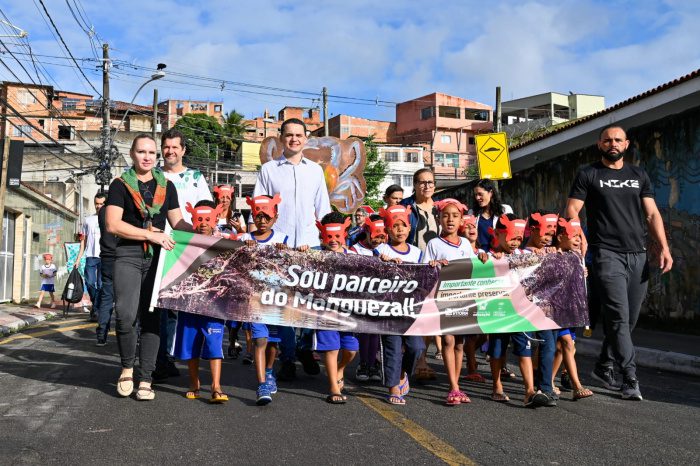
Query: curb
0 310 58 336
576 338 700 377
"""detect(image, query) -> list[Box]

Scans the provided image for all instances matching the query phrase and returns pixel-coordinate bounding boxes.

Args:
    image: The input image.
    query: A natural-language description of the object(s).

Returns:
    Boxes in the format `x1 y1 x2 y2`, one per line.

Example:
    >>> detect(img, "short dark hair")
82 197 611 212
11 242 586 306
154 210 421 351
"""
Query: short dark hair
320 211 346 225
195 199 217 209
161 128 187 150
130 133 156 152
495 213 517 229
384 184 404 197
598 125 627 140
368 213 382 222
94 192 106 201
280 118 307 136
527 209 556 229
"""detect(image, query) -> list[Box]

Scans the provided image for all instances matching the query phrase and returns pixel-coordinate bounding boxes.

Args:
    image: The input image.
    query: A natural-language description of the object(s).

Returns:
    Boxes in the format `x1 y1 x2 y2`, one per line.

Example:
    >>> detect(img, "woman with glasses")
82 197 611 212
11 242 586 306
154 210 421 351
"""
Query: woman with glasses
105 134 191 401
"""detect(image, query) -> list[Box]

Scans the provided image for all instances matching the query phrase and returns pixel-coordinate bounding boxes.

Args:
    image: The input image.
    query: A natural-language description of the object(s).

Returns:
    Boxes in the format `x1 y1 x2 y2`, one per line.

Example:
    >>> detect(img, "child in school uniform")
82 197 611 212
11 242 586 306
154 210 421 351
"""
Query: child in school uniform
239 194 289 405
350 214 387 382
312 212 359 404
423 199 476 406
36 253 57 309
486 214 543 407
552 217 594 401
173 200 229 404
375 205 426 405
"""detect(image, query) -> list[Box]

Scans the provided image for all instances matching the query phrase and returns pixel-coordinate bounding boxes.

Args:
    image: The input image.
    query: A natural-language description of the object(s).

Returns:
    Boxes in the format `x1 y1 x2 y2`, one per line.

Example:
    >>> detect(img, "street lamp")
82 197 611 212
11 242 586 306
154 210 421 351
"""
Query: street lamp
111 70 166 143
262 117 274 140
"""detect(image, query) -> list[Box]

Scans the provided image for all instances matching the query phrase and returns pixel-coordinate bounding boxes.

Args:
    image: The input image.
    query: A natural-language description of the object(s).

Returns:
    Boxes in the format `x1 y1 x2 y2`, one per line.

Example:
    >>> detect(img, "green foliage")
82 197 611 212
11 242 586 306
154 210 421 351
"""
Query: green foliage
174 114 224 160
362 135 388 211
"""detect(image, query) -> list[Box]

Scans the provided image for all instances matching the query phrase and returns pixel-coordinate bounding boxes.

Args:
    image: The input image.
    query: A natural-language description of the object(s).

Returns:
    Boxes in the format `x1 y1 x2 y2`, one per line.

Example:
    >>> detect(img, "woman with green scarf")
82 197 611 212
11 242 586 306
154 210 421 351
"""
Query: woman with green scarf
105 134 190 401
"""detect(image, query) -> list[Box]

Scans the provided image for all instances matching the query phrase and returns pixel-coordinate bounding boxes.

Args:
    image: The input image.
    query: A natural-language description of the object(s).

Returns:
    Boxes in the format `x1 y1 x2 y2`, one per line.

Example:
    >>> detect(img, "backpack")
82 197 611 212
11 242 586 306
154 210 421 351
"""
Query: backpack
61 268 84 304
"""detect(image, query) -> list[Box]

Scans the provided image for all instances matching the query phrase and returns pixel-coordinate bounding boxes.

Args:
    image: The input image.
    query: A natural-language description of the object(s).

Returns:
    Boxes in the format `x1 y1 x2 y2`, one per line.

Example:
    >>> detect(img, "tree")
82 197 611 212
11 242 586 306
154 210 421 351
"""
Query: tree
174 114 225 161
221 109 249 155
362 135 388 211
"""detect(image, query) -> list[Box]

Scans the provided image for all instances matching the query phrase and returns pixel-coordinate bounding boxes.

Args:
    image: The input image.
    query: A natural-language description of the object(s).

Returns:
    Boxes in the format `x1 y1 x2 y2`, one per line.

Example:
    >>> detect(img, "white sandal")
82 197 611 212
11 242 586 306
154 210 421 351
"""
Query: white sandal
136 385 155 401
116 376 134 397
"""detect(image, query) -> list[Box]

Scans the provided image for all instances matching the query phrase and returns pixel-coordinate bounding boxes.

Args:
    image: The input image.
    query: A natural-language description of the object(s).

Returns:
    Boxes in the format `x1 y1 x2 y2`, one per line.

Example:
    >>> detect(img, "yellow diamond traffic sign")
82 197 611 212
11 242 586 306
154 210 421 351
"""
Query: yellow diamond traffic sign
475 132 511 180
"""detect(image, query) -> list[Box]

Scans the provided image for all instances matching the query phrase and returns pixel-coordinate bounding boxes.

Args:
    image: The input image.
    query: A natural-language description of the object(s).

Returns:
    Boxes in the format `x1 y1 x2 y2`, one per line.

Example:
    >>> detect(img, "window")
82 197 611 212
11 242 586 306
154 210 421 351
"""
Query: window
420 106 435 120
468 137 475 145
38 119 45 128
438 106 460 119
58 125 74 140
176 102 184 109
17 90 37 106
12 125 32 137
404 152 419 163
190 102 208 111
464 108 490 121
62 98 79 110
392 175 402 185
214 104 222 112
341 126 349 134
441 134 451 144
435 152 459 167
402 175 413 186
383 151 399 162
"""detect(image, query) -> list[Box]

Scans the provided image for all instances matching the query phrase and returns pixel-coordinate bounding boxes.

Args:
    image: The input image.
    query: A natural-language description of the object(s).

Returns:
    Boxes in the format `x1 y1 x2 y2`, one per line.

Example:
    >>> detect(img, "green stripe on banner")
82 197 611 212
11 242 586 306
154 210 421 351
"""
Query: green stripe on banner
471 257 537 333
163 230 195 277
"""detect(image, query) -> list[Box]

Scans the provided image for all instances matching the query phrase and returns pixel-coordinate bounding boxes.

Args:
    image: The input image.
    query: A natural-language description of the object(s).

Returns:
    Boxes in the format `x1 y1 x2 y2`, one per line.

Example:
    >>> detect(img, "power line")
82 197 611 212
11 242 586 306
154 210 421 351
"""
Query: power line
35 0 101 96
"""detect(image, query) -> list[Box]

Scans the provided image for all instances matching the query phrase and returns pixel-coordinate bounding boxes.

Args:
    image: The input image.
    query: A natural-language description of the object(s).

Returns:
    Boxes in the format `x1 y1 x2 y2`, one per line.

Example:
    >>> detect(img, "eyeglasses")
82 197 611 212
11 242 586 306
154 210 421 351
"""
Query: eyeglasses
416 181 435 187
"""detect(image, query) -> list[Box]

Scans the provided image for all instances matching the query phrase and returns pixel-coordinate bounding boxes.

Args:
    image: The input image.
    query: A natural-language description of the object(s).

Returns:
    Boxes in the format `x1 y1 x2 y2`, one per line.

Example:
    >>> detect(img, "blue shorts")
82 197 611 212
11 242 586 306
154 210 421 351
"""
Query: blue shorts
40 284 55 292
313 330 359 352
172 312 225 360
487 332 533 358
250 323 281 343
557 328 576 340
226 320 240 330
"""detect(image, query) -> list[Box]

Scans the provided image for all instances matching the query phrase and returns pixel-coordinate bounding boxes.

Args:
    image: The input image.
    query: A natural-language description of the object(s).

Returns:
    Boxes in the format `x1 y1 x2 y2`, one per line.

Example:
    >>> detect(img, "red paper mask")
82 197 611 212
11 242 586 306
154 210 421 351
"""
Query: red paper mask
434 198 467 214
363 217 386 239
316 217 351 244
529 212 559 236
458 214 477 235
379 205 412 229
358 205 374 215
43 253 53 260
558 217 582 238
246 193 282 218
495 214 527 242
214 185 234 200
185 203 223 230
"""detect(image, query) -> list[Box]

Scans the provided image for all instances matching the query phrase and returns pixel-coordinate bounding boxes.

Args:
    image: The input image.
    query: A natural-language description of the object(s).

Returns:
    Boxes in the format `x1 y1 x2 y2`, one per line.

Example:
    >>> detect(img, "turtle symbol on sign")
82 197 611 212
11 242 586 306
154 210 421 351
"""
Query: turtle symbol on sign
478 136 505 163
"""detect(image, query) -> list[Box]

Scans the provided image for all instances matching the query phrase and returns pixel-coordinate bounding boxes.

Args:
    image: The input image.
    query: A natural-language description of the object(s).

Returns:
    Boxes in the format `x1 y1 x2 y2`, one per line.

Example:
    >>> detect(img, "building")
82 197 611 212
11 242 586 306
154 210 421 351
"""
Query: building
394 93 493 180
315 114 395 142
376 144 424 195
244 107 322 142
501 92 605 141
158 98 224 129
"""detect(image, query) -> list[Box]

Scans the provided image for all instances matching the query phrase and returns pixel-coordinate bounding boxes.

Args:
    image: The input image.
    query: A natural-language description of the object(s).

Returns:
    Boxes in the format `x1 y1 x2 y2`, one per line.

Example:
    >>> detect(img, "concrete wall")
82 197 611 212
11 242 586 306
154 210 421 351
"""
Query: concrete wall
500 106 700 326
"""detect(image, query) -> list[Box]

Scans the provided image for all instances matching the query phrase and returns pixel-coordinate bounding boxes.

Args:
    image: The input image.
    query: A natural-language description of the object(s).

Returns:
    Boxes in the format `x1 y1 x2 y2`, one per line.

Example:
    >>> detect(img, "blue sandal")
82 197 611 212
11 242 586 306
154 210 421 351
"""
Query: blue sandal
398 373 410 396
386 394 406 405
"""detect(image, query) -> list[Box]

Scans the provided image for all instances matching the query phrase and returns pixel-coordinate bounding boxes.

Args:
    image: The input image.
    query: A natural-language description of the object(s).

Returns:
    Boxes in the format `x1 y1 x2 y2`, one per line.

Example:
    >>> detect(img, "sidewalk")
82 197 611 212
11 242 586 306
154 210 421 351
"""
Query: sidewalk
0 303 62 336
575 326 700 376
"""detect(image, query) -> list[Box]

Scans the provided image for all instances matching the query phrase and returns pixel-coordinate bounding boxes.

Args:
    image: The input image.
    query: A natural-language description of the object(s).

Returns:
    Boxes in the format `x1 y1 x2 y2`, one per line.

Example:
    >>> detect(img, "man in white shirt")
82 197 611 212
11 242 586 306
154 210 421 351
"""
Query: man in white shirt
75 193 106 320
154 128 213 382
253 118 331 380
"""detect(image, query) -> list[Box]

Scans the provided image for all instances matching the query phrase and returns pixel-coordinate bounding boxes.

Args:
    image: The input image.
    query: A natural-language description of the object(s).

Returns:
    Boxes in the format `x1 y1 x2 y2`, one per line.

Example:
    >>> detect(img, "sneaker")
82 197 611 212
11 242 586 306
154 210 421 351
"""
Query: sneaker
591 366 621 391
541 391 558 407
560 371 573 391
530 391 549 407
166 361 180 377
276 360 296 381
227 341 242 359
96 338 107 347
355 363 370 382
151 366 170 382
256 383 272 406
621 377 643 401
266 372 278 394
242 352 254 365
298 349 320 375
368 362 382 382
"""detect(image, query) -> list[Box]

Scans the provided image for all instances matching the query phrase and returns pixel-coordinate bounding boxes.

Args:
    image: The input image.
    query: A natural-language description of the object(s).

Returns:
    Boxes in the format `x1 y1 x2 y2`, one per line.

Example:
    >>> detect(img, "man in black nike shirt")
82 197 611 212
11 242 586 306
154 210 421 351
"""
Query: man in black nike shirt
566 125 672 401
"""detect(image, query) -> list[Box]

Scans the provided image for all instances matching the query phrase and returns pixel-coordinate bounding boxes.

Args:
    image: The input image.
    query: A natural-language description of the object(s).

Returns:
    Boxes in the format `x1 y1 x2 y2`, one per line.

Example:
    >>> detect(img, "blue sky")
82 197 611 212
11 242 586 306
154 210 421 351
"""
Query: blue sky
1 0 699 122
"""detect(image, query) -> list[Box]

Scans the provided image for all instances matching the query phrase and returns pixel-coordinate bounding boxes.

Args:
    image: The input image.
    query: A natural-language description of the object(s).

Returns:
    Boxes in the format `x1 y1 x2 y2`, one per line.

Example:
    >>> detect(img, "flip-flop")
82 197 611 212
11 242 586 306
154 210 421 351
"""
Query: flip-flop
446 390 461 406
386 394 406 405
210 391 229 404
491 392 510 403
464 373 486 383
185 389 200 400
573 387 594 400
326 393 346 404
398 373 410 396
456 391 471 404
116 376 133 397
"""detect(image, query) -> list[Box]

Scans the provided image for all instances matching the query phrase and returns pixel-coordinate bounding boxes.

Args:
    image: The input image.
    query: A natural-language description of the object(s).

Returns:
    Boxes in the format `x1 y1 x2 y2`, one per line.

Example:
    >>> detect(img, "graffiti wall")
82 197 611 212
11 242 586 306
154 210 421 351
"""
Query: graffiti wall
500 107 700 326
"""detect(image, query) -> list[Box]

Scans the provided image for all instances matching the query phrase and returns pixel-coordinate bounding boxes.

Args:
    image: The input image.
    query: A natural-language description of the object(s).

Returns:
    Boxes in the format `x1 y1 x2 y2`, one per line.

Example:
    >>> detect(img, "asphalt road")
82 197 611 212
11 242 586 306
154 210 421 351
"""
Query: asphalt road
1 315 698 465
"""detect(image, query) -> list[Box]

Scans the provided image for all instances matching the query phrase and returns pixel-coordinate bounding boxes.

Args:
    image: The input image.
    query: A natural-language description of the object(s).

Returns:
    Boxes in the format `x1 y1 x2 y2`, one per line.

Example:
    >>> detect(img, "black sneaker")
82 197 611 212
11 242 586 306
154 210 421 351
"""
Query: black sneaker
531 391 551 408
151 366 170 383
242 352 254 365
166 361 180 377
591 366 621 391
297 349 320 375
276 360 296 381
560 371 572 390
368 362 382 382
95 338 107 347
541 392 558 407
355 363 370 382
621 377 643 401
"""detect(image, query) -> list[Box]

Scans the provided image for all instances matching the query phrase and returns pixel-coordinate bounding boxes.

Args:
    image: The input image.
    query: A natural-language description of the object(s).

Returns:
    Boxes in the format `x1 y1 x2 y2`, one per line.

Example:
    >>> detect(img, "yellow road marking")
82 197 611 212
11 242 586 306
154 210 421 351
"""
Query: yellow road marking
357 393 477 466
0 323 95 345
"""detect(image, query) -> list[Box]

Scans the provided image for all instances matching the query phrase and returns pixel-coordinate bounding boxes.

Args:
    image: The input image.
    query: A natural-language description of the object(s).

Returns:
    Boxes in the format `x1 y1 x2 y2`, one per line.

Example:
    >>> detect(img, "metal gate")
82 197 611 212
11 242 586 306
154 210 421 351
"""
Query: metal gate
0 211 15 302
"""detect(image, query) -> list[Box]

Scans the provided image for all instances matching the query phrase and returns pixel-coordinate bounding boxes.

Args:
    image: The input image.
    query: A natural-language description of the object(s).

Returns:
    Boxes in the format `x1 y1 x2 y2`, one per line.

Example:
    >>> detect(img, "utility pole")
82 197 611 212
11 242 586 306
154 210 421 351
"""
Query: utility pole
152 88 158 150
323 86 329 137
495 86 502 133
0 139 10 239
96 43 111 192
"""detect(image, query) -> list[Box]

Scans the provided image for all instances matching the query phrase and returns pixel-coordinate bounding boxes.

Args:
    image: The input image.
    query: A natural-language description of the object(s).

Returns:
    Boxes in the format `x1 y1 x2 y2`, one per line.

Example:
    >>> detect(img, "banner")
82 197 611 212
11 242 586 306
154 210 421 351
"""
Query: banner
152 231 589 335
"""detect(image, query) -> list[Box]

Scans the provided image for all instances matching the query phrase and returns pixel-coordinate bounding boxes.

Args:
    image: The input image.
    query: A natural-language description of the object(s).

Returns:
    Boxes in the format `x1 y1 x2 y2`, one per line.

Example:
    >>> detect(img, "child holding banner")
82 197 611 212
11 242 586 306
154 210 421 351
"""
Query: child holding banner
313 212 359 404
552 217 594 401
486 214 543 407
375 205 426 405
239 194 289 405
172 200 228 404
350 214 387 382
424 199 475 406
